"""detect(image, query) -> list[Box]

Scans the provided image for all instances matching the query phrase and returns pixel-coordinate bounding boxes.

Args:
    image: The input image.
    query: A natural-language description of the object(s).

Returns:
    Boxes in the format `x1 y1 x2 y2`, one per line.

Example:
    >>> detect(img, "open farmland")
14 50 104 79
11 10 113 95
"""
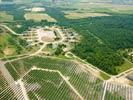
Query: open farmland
24 13 57 22
64 11 110 19
69 2 133 14
0 12 14 22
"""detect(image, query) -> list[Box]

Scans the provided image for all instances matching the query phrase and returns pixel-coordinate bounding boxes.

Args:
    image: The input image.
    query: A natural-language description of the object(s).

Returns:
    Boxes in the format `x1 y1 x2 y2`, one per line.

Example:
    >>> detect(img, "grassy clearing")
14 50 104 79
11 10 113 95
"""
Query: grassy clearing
24 13 57 22
116 60 133 73
0 33 16 56
0 28 28 58
0 12 14 22
100 72 110 80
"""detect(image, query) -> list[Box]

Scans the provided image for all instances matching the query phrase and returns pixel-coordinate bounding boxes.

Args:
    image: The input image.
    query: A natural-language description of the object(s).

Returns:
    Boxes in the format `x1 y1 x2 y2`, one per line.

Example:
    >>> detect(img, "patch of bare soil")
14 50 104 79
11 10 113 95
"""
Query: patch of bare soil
3 47 15 55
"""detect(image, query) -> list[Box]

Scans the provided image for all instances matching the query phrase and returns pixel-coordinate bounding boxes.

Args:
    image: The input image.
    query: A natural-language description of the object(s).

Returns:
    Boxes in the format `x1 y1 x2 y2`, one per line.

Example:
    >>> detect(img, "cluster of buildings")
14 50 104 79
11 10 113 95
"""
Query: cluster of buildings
24 7 45 12
22 26 58 43
21 26 79 56
36 28 56 42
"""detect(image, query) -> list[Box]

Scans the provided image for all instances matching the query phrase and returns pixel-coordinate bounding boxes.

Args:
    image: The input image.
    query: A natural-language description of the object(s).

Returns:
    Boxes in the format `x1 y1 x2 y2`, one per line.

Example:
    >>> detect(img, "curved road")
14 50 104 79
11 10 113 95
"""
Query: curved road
0 24 23 36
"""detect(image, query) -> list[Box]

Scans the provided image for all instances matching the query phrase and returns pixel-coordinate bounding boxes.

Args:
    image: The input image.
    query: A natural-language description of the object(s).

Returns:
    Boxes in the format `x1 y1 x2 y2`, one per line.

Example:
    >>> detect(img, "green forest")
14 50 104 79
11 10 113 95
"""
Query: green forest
45 7 133 75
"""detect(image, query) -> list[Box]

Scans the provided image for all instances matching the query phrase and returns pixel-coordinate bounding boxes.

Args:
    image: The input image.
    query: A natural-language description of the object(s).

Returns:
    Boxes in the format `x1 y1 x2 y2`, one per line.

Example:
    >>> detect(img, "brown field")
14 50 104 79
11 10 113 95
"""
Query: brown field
24 13 57 22
64 2 133 14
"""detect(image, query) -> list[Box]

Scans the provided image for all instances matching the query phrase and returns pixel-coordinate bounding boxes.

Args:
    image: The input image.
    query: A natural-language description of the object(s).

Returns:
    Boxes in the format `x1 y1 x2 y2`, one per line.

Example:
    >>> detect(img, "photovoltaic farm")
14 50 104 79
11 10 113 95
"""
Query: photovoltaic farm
0 0 133 99
2 56 133 100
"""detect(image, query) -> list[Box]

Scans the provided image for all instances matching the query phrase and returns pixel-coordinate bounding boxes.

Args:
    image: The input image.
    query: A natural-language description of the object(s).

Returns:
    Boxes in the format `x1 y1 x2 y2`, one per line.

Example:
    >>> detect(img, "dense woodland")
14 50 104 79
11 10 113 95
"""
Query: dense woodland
69 15 133 74
46 7 133 74
1 4 133 74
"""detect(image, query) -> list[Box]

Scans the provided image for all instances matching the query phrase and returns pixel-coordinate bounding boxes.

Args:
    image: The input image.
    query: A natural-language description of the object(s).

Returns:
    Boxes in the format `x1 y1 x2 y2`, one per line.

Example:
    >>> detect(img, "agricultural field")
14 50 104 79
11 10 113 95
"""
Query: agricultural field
67 2 133 14
0 11 14 22
64 11 110 19
24 13 57 22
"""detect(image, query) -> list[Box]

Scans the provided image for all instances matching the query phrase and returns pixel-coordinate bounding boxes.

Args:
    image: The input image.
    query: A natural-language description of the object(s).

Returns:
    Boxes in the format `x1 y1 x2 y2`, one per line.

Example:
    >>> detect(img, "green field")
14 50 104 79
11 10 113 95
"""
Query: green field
24 13 57 22
0 12 14 22
66 2 133 14
0 28 28 58
116 60 133 73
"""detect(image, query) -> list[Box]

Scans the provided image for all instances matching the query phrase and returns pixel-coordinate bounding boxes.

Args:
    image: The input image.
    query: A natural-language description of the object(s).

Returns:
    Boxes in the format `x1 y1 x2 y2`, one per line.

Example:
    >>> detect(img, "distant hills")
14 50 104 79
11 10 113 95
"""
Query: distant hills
1 0 133 5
